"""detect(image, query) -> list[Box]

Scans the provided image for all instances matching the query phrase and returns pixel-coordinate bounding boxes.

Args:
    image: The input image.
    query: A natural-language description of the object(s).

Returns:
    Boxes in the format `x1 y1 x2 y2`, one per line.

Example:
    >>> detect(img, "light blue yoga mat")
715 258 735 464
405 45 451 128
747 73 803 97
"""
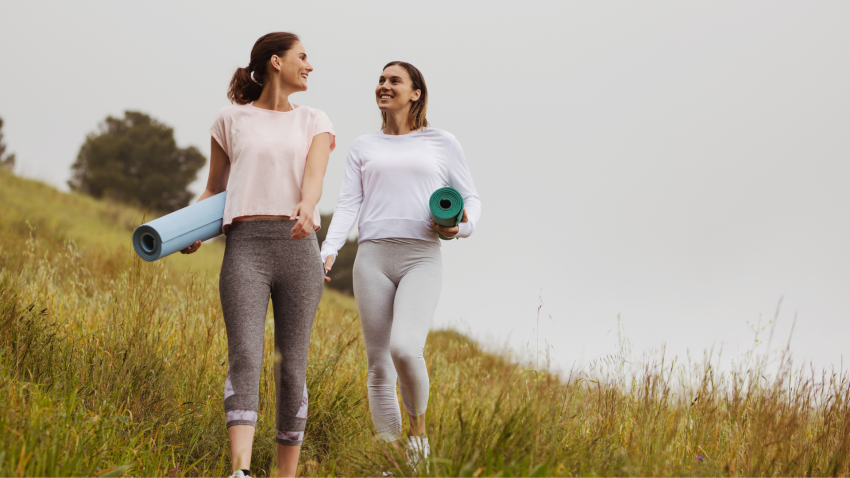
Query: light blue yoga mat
132 192 227 262
429 186 464 241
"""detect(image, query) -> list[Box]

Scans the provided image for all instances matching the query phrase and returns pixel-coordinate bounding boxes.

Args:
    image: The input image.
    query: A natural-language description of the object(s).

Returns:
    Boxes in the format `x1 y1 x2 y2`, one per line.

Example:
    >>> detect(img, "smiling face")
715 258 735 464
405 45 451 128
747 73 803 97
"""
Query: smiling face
376 64 421 114
270 41 312 92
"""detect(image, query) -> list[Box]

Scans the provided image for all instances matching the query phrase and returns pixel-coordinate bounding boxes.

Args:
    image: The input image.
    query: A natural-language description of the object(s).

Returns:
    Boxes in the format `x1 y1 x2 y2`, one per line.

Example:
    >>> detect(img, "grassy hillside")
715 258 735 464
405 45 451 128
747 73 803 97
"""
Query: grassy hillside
1 168 849 477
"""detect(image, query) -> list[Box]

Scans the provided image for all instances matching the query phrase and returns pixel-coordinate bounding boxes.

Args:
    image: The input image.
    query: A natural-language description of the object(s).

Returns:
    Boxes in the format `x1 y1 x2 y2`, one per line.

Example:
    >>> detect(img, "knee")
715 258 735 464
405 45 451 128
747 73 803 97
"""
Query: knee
390 346 424 373
367 361 395 386
274 359 303 387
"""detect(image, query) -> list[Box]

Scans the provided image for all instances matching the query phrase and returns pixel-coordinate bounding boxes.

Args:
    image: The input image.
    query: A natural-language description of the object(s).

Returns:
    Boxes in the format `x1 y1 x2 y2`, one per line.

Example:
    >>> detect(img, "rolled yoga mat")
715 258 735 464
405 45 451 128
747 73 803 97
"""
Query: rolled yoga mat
429 186 464 240
132 191 227 262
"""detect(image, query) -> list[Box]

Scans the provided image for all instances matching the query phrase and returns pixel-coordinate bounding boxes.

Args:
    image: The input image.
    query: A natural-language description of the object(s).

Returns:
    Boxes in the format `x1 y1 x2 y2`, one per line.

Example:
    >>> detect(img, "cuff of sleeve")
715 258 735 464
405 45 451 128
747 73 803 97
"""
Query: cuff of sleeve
313 131 336 152
456 222 473 238
321 249 338 267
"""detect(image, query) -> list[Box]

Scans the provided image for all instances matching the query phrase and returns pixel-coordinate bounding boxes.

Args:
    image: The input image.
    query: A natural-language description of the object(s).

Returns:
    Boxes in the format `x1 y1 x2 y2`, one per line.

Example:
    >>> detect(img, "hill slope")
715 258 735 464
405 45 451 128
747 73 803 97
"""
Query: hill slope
1 169 848 477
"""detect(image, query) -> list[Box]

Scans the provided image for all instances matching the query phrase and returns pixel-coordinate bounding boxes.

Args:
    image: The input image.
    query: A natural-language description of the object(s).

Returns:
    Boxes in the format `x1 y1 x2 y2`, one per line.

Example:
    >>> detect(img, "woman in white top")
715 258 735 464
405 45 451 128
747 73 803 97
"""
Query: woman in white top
321 61 481 470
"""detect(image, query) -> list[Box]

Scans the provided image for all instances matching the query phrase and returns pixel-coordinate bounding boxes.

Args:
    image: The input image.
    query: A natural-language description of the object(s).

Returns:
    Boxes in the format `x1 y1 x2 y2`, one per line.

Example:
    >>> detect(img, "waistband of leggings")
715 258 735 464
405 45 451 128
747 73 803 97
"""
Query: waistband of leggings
360 237 441 254
226 219 314 241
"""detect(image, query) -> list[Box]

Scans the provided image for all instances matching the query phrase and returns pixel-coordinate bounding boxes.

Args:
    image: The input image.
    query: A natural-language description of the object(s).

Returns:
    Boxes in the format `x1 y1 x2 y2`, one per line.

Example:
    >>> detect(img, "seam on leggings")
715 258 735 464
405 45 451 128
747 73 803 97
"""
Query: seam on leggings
276 437 303 446
402 401 428 418
226 420 257 428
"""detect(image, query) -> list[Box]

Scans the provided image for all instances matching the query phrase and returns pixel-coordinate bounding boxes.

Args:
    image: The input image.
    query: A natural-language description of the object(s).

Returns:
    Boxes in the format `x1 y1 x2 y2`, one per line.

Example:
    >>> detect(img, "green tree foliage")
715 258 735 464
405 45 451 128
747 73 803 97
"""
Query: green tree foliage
0 115 16 171
69 111 206 212
317 213 358 294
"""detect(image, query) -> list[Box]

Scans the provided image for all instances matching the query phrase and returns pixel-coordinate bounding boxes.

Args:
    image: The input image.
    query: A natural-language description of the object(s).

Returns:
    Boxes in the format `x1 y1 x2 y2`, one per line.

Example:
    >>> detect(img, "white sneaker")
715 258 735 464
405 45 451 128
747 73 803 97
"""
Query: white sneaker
229 470 249 478
406 436 430 474
422 437 430 474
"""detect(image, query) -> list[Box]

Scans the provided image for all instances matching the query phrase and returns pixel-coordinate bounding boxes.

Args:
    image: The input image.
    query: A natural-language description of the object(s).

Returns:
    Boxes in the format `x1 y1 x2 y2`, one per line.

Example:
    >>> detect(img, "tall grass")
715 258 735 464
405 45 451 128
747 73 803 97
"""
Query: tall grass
1 168 849 476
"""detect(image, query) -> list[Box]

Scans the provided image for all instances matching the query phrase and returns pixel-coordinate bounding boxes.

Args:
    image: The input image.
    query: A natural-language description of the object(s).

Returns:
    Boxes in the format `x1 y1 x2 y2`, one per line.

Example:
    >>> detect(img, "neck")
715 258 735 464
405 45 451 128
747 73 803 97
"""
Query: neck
383 108 414 135
253 80 296 112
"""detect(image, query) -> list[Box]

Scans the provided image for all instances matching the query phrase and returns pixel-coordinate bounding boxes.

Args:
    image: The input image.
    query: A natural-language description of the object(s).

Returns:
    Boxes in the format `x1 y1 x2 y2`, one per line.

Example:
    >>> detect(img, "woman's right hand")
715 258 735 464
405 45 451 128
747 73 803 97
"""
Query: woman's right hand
180 240 202 254
323 255 335 282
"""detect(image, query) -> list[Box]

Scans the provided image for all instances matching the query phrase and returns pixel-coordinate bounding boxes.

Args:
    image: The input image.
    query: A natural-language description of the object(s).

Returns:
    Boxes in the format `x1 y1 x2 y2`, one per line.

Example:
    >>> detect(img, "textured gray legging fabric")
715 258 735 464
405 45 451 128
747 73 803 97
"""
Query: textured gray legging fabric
219 220 324 446
353 238 442 442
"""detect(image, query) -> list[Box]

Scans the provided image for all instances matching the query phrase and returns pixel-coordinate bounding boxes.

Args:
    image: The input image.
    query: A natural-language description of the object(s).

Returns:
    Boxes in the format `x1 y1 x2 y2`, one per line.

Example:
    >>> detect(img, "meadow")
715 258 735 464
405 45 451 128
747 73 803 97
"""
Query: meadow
1 168 849 477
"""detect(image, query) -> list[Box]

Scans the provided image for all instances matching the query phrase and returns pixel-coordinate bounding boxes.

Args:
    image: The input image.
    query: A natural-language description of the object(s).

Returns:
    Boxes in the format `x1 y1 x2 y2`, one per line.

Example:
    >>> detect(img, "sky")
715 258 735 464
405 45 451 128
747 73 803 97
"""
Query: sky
1 1 848 375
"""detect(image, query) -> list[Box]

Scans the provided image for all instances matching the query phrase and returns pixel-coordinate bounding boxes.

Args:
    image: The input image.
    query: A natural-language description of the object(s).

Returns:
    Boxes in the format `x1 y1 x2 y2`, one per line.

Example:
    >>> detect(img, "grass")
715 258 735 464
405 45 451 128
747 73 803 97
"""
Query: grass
1 167 849 476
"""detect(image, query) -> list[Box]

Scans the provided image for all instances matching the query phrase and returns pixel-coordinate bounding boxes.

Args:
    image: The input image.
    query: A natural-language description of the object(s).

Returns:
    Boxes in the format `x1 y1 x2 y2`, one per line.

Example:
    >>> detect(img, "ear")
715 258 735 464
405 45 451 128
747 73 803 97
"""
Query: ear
270 55 282 72
411 89 422 102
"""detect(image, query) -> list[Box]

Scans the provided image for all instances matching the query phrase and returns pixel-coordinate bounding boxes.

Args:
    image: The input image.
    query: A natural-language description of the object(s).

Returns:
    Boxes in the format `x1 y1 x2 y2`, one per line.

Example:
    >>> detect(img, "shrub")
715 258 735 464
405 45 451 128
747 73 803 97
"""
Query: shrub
68 111 205 212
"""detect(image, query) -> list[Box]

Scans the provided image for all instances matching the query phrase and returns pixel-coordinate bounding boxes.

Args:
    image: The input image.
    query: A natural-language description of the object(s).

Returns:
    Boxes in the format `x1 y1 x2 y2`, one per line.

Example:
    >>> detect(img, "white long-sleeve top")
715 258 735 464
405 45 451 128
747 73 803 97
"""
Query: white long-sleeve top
321 128 482 265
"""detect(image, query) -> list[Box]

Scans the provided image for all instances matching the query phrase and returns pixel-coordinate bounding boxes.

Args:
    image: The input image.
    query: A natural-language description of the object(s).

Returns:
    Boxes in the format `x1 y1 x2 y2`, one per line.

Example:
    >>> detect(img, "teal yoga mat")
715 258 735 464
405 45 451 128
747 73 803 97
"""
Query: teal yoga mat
132 192 227 262
429 187 464 240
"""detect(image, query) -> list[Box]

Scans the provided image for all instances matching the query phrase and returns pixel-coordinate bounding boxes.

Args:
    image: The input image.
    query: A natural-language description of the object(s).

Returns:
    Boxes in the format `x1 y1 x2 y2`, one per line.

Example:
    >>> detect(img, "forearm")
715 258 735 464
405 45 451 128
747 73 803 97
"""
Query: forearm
320 204 358 264
447 141 481 238
196 188 218 203
456 195 481 237
300 132 331 209
299 174 323 209
320 190 362 264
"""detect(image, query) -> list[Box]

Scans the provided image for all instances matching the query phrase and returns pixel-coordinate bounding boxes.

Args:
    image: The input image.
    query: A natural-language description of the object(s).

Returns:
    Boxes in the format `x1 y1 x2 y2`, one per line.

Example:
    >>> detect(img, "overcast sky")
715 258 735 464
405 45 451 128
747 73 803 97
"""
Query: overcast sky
1 1 848 374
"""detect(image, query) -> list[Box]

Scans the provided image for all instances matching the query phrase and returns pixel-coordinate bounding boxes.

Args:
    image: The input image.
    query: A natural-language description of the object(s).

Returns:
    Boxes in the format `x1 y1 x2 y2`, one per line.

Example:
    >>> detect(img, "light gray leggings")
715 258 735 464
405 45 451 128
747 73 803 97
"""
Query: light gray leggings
219 220 324 446
353 238 442 442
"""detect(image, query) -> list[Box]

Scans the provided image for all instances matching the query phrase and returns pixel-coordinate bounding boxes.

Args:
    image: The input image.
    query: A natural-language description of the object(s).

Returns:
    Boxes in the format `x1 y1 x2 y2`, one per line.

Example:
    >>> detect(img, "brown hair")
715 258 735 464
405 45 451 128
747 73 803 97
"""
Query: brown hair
381 61 429 131
228 32 300 105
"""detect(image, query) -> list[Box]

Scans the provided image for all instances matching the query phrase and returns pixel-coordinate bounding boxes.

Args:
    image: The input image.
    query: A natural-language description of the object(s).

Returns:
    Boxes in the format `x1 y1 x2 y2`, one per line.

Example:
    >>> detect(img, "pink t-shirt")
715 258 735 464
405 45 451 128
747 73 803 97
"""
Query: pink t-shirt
209 103 335 231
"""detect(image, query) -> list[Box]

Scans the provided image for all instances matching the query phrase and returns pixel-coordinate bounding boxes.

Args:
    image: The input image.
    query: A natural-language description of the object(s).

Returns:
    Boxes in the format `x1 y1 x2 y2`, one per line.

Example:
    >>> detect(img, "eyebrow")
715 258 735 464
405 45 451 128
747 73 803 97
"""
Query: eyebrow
379 75 404 81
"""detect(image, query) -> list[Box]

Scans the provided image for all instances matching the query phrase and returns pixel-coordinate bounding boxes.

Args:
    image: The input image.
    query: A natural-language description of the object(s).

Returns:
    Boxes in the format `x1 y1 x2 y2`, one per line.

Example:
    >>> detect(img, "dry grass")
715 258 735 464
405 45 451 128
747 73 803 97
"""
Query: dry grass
1 168 849 477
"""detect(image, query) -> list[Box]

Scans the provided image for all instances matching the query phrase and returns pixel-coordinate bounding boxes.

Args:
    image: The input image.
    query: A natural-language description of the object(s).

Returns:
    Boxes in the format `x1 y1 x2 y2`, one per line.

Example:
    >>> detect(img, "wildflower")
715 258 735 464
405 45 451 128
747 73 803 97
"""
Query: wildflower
697 455 704 462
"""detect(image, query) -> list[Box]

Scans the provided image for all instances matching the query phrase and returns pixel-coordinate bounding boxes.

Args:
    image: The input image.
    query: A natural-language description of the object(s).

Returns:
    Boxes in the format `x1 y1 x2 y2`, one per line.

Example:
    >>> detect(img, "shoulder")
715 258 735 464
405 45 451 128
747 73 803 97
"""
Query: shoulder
212 103 248 121
345 133 382 158
295 105 330 120
352 132 383 147
421 128 462 152
422 127 459 144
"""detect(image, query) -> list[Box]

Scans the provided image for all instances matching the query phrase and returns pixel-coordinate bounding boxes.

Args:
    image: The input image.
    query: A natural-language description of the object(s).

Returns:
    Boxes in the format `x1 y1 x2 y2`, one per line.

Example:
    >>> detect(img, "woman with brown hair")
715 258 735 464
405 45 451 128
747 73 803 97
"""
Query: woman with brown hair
181 32 333 477
321 61 482 472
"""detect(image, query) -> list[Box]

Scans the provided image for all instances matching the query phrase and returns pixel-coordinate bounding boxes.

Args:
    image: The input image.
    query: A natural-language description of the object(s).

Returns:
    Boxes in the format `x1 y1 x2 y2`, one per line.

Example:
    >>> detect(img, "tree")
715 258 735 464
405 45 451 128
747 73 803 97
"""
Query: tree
0 115 15 171
69 111 206 212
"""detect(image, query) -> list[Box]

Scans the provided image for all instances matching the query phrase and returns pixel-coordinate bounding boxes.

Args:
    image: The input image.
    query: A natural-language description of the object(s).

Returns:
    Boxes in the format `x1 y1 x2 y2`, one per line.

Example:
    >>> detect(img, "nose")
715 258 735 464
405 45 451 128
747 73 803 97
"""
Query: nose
305 61 313 72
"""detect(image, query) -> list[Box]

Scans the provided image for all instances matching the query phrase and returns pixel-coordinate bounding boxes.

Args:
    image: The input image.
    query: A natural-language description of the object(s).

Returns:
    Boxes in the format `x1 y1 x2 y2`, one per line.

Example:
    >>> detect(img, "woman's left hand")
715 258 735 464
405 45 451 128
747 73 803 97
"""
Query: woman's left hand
290 202 316 240
431 209 468 239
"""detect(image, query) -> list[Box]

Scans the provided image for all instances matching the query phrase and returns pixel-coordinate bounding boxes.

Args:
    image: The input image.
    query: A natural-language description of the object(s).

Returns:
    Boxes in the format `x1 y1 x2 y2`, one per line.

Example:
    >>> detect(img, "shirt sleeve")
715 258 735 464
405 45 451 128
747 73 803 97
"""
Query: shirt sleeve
311 109 336 153
208 109 230 157
320 142 363 265
447 137 481 238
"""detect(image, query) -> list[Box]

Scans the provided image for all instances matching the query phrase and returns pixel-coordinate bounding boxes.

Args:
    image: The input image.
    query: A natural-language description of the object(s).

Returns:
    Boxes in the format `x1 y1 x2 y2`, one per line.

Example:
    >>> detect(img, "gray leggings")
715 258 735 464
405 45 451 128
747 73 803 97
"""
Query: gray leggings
353 239 442 442
219 220 324 446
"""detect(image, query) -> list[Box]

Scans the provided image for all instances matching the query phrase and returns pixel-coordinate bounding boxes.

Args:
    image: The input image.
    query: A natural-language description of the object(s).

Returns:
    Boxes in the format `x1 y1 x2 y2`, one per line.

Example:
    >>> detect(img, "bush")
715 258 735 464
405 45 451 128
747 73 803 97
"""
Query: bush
68 111 205 212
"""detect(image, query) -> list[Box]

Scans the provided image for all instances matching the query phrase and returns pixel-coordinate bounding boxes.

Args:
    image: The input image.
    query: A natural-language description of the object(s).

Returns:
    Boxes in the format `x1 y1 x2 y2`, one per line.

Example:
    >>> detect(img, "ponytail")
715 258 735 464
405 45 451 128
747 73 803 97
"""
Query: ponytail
228 66 263 105
226 32 301 105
